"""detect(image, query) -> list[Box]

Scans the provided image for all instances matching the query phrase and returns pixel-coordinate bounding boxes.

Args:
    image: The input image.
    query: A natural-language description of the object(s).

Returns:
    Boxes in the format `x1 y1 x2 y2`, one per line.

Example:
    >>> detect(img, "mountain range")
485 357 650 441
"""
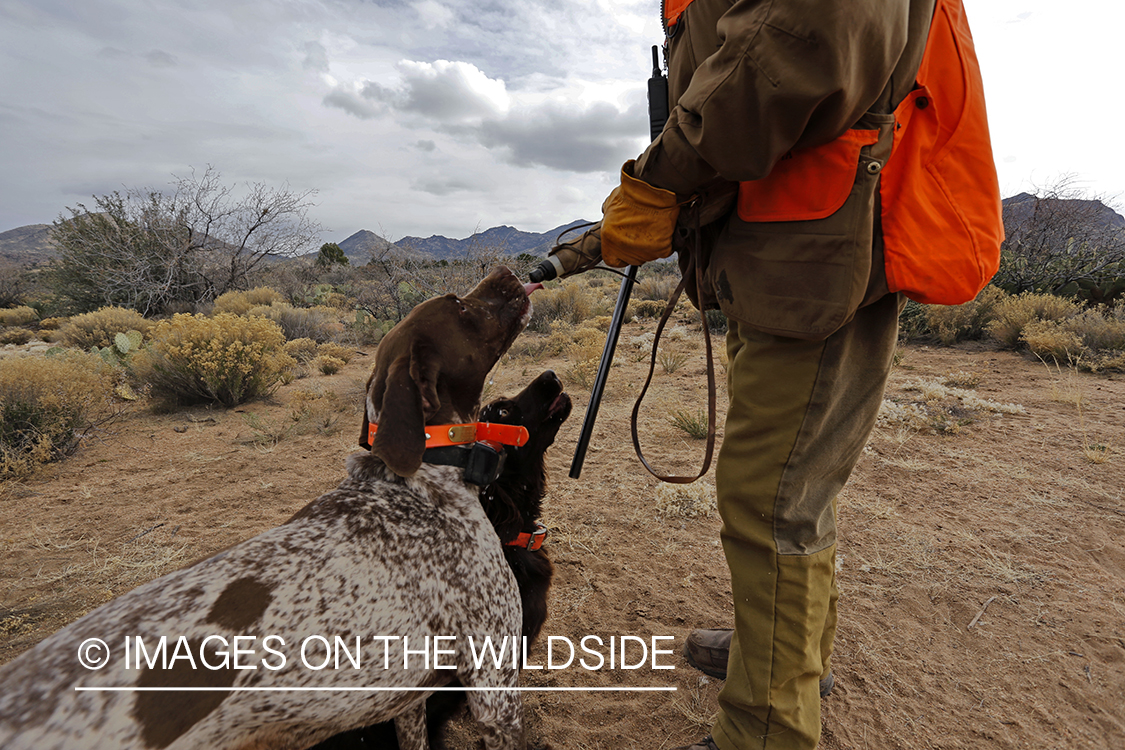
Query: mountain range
0 220 592 267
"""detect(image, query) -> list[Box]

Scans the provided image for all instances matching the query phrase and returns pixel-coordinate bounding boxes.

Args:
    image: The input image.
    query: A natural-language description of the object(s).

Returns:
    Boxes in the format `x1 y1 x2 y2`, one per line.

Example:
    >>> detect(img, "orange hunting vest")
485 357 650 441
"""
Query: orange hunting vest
665 0 1003 306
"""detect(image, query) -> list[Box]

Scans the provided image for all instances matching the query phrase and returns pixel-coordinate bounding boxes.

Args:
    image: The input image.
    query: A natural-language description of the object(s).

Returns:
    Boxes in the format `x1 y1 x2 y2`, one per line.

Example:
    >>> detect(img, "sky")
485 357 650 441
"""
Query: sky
0 0 1121 245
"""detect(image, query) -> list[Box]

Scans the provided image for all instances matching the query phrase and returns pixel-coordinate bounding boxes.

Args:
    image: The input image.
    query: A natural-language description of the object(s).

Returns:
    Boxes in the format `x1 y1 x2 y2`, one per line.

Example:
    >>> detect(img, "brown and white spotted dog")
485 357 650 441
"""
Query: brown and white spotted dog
0 266 534 750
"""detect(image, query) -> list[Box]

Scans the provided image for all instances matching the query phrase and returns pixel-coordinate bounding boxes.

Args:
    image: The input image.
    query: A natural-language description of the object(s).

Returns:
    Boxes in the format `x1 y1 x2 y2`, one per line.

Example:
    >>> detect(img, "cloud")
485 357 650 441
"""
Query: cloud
411 176 477 195
303 41 328 72
413 0 456 30
145 50 177 68
477 101 647 173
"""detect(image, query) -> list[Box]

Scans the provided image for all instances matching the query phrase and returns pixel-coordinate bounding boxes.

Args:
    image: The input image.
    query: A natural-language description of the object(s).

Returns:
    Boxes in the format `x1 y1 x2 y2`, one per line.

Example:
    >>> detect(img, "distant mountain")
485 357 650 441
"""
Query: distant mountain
1002 192 1125 229
396 220 590 259
0 224 56 265
0 219 594 268
335 230 428 264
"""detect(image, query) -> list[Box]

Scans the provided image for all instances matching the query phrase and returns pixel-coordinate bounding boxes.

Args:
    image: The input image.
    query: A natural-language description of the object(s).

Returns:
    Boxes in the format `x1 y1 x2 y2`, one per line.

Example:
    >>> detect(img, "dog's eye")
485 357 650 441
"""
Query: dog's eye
497 408 509 418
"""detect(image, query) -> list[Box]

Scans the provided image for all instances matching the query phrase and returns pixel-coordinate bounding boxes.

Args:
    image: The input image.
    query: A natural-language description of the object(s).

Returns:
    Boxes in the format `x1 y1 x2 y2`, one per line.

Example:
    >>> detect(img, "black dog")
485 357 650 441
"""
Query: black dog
314 370 571 749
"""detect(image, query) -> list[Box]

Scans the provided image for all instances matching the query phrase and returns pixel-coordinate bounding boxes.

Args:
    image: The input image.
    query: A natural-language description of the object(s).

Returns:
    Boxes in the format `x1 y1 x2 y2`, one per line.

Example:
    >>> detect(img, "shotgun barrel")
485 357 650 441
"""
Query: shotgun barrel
568 45 669 479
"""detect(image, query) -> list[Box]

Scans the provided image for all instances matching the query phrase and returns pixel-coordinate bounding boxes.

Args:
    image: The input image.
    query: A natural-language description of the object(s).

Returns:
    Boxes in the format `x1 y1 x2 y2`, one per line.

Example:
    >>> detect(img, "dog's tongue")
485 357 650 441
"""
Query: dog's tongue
523 282 543 296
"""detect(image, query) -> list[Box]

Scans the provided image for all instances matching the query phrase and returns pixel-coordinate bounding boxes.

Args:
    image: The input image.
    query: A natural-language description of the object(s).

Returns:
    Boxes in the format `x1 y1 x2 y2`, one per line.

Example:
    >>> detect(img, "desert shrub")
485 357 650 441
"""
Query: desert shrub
704 308 728 334
284 337 319 362
1020 321 1084 362
635 274 679 302
660 349 689 374
527 283 595 333
212 286 286 316
58 306 153 349
133 313 296 407
986 292 1080 349
1020 307 1125 363
316 342 354 364
923 285 1008 344
344 309 393 346
0 351 117 477
37 316 67 331
0 328 34 345
253 304 342 342
313 355 345 375
0 306 38 327
631 299 666 319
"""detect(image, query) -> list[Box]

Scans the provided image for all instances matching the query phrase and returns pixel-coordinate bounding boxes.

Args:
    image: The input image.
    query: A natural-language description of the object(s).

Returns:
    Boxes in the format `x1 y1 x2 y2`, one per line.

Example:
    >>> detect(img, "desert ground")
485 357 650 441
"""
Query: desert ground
1 311 1123 749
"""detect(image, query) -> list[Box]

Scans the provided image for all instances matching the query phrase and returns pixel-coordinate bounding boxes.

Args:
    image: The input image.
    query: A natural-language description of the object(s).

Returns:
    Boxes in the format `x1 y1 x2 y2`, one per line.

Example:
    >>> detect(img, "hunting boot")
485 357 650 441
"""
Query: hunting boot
684 629 835 698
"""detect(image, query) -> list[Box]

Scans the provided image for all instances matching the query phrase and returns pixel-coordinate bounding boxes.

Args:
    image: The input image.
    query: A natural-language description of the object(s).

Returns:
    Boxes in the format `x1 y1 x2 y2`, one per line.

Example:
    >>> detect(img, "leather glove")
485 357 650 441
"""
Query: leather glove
540 222 605 280
600 159 681 267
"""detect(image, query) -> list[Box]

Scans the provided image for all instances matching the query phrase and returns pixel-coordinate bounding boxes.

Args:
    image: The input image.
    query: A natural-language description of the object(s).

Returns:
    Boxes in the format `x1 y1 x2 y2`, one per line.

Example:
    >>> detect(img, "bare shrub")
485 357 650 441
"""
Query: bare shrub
134 313 296 407
58 306 153 349
0 351 118 477
253 304 342 342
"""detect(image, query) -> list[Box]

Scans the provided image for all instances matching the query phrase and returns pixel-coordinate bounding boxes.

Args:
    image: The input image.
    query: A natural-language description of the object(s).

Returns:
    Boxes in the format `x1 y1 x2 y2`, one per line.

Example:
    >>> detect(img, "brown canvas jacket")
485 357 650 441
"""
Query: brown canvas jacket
636 0 937 339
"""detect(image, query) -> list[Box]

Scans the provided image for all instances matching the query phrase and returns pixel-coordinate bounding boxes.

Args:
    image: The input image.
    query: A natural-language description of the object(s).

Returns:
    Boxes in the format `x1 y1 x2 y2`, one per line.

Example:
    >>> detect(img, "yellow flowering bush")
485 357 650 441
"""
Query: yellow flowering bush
0 351 117 477
134 313 296 407
58 306 153 349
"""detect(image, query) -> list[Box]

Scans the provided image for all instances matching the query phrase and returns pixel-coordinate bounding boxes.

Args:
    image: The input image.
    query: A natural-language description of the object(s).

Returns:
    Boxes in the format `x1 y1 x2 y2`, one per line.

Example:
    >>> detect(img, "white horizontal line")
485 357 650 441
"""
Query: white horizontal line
75 686 676 692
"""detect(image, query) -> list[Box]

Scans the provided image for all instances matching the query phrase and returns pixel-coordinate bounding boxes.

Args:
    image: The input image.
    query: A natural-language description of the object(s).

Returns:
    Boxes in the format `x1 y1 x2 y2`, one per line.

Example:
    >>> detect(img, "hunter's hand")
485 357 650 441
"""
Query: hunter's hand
600 159 680 268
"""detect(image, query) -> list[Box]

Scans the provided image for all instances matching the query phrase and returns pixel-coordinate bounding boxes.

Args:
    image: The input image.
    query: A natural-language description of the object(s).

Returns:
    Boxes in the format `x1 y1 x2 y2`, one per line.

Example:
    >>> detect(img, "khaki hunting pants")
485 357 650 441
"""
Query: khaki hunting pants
712 292 901 750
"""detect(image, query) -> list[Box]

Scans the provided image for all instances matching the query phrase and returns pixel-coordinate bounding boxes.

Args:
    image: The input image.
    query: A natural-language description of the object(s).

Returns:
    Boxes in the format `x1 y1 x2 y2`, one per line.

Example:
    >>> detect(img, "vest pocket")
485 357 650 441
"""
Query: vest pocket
710 116 894 340
736 129 879 223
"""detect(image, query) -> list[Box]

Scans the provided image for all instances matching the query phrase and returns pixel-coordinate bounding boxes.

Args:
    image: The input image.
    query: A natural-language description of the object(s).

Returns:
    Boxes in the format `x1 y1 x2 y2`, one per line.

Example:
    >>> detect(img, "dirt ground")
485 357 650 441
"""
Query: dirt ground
1 314 1123 749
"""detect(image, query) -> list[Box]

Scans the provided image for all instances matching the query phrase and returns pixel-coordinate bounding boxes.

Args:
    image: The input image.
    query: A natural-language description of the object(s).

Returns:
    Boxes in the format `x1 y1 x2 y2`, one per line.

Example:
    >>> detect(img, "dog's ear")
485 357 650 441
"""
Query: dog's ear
367 343 441 476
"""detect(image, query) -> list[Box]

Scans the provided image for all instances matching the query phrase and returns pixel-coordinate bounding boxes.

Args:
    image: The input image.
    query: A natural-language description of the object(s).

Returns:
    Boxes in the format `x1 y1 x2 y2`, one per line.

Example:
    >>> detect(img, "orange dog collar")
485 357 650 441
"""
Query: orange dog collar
367 421 530 451
507 523 548 551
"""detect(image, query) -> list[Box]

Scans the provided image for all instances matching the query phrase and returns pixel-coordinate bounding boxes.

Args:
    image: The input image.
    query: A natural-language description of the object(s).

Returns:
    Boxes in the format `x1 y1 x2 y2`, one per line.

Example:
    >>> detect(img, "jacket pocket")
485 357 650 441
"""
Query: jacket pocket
736 129 880 223
710 116 894 340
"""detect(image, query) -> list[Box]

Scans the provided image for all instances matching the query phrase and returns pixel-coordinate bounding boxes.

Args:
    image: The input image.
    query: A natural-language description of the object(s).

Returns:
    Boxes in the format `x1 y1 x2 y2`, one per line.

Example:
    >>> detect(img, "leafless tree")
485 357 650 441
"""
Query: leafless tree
47 167 320 315
996 175 1125 301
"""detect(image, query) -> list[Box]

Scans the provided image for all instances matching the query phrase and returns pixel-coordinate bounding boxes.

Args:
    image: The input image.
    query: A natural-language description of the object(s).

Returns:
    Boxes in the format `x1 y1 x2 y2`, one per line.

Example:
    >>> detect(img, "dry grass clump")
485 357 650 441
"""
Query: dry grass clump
0 306 38 327
1019 306 1125 366
58 306 153 349
0 328 34 345
527 283 597 333
288 387 345 435
670 409 709 439
133 313 296 408
655 480 717 519
0 351 118 477
213 286 286 315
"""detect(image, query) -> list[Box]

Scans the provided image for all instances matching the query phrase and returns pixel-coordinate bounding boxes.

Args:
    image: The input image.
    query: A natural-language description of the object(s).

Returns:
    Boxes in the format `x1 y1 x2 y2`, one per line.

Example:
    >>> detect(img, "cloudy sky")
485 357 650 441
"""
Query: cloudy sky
1 0 1121 245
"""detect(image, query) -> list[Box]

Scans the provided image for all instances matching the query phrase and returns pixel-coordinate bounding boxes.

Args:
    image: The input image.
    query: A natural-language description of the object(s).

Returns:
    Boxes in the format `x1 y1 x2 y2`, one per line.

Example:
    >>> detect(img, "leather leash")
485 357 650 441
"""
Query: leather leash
630 207 718 483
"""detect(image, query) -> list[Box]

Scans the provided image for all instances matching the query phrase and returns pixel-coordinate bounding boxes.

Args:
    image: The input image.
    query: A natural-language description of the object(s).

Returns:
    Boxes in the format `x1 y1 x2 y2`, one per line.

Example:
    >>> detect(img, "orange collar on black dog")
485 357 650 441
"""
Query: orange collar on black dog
367 421 529 451
507 523 548 551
